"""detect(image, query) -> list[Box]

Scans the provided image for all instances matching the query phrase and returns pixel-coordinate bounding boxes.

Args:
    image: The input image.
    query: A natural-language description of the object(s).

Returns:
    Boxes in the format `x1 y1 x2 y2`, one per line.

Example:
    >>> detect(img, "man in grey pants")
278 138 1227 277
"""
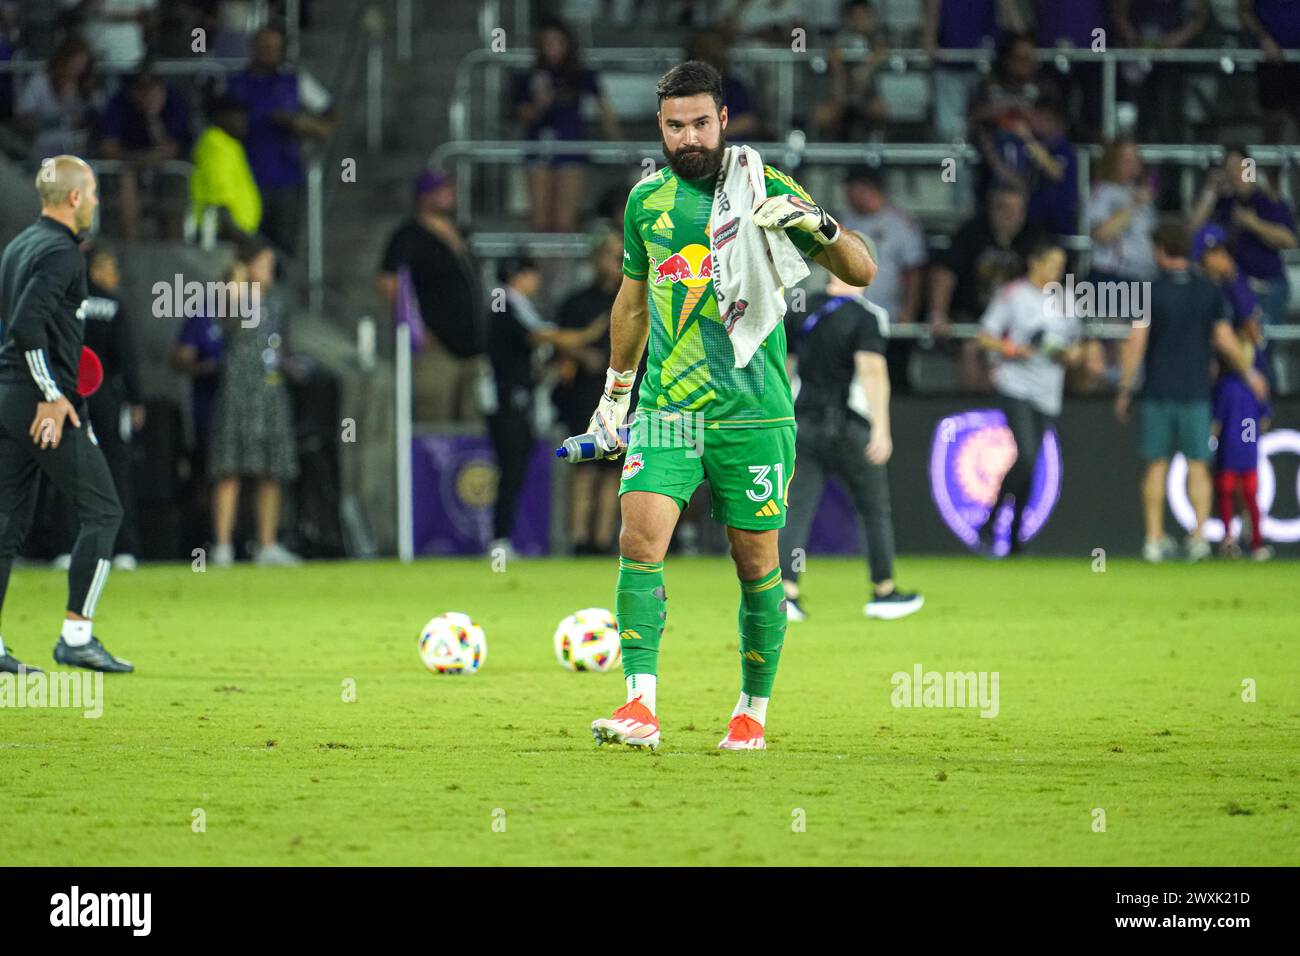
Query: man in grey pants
779 268 923 622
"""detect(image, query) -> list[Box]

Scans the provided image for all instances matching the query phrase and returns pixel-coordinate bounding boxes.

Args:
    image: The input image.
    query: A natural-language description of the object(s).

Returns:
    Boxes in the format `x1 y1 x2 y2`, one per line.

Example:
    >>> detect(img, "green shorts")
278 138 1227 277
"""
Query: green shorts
1140 398 1212 462
618 414 797 530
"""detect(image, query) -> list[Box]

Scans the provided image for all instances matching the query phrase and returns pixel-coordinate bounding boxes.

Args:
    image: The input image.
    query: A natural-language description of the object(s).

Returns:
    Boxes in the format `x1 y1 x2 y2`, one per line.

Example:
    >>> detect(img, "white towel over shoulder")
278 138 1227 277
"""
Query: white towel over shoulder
709 144 810 368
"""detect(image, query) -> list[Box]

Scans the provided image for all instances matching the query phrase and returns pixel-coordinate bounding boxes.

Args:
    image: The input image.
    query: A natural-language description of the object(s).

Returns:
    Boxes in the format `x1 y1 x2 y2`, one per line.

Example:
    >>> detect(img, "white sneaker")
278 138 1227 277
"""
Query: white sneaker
51 553 72 571
1142 537 1177 563
112 553 138 571
1251 545 1275 562
784 597 807 622
210 543 235 568
865 590 925 621
1185 537 1211 563
255 542 302 566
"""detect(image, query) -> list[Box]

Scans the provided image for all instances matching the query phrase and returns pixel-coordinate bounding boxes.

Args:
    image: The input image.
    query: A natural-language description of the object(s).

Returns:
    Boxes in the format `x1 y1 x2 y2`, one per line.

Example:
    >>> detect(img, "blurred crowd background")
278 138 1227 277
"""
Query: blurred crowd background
0 0 1297 560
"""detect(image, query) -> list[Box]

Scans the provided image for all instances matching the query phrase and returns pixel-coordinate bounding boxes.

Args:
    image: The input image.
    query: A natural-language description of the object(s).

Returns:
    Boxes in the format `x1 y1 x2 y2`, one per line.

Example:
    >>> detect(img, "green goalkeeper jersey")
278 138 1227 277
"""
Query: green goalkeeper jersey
622 162 823 429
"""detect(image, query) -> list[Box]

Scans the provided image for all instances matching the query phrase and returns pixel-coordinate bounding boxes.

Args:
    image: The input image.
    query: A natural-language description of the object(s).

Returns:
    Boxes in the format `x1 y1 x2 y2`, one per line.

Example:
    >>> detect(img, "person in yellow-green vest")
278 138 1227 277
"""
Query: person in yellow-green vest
189 96 262 240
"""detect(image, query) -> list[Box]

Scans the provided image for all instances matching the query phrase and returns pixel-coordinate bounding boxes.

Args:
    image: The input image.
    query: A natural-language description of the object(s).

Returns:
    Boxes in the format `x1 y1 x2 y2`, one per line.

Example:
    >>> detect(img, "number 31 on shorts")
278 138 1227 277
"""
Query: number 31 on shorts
746 462 786 502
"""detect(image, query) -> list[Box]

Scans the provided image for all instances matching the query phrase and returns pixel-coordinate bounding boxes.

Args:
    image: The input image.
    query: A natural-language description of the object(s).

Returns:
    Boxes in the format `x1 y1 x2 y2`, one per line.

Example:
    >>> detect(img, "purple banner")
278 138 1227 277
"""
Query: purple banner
411 435 552 555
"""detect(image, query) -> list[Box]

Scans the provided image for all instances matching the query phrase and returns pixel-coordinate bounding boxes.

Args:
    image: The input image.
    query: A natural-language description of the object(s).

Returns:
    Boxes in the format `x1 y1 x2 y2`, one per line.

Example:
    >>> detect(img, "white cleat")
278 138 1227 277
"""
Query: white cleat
591 695 660 750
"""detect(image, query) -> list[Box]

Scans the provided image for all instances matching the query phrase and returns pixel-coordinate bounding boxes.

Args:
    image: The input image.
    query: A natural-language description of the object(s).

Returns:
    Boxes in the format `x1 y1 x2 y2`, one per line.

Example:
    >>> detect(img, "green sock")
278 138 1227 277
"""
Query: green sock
616 557 666 678
738 567 786 697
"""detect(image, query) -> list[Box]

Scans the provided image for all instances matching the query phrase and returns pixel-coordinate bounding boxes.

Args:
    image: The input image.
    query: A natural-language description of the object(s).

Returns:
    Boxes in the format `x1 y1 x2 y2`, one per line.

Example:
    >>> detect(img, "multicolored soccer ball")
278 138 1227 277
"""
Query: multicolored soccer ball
419 612 487 675
553 607 621 673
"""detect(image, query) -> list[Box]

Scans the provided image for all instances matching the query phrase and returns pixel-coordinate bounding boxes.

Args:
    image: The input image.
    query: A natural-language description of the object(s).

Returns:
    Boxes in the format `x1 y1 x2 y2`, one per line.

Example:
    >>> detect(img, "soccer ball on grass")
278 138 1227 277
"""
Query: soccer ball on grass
419 612 487 674
553 607 621 672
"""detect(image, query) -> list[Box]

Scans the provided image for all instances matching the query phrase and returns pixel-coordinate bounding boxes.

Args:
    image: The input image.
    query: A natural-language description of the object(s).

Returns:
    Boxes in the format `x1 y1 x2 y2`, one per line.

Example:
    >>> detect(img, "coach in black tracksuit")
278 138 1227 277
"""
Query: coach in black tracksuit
0 156 132 674
778 279 923 622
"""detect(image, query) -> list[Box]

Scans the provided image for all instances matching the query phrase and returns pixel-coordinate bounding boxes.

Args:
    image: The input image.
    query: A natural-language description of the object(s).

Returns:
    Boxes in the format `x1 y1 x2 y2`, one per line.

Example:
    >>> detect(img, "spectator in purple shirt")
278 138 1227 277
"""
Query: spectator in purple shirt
1194 223 1263 327
1194 221 1282 392
97 69 192 241
171 303 225 536
225 23 336 256
923 0 1027 142
512 17 621 233
1191 143 1298 329
970 32 1061 202
984 90 1077 238
1240 0 1300 143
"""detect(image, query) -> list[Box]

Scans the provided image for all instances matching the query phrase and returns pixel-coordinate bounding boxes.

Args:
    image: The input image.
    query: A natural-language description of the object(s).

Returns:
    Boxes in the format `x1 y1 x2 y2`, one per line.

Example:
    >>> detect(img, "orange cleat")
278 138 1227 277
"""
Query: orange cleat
717 713 766 750
591 695 661 749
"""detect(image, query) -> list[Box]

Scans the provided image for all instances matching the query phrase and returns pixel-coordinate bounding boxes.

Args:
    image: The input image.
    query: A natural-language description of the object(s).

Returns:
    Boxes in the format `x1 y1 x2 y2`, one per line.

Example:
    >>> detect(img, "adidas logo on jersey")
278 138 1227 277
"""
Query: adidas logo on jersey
652 211 674 235
754 500 781 518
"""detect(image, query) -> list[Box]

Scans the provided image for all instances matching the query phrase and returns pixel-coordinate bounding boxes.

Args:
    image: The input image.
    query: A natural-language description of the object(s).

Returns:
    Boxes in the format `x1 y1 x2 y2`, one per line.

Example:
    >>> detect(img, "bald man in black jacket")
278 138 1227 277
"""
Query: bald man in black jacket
0 156 132 674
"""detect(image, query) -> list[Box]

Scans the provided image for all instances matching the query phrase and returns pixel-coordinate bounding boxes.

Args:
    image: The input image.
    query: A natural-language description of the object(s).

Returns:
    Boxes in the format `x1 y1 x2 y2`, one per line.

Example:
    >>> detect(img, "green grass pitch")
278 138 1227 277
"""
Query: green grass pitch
2 555 1296 866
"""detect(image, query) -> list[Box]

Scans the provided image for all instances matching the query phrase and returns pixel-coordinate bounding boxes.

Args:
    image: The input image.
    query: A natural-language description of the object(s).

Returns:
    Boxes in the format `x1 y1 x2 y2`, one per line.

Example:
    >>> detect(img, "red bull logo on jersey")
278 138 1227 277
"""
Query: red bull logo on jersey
648 243 712 288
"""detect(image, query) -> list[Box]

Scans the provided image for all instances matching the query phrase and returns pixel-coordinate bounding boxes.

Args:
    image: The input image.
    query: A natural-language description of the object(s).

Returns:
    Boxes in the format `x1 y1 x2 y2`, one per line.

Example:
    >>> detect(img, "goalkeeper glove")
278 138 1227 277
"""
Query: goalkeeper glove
751 194 842 245
587 367 637 459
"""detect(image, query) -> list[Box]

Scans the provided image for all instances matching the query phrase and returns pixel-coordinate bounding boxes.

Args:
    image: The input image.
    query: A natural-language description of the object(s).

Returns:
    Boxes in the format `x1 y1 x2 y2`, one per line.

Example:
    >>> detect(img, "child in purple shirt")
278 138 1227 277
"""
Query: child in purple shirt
1194 225 1273 559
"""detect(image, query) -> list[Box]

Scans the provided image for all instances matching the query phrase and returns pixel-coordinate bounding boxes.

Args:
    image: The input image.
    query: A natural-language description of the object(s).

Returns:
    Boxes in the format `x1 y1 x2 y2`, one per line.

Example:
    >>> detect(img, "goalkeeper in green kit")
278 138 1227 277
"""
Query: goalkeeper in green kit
588 61 877 751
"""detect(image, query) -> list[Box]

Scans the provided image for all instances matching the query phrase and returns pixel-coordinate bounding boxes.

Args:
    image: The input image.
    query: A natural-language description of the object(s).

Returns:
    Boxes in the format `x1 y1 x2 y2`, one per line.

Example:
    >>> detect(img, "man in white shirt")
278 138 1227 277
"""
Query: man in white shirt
62 0 158 71
974 237 1085 555
837 166 927 325
837 167 927 385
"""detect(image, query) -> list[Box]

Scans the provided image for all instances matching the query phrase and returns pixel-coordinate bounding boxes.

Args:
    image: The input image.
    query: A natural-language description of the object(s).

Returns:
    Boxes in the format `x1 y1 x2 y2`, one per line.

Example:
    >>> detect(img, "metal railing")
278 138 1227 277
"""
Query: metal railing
429 139 1300 279
448 44 1300 144
0 58 245 77
429 137 985 226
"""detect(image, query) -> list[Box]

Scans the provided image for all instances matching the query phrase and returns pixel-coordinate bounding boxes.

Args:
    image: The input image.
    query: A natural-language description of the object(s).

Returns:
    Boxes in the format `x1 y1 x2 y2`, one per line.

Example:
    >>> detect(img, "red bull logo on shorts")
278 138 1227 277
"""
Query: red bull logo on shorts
622 452 645 480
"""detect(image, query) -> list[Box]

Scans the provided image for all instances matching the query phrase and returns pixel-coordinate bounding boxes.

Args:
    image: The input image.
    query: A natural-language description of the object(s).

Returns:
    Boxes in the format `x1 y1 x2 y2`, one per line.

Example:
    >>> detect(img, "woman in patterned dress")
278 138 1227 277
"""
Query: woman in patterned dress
208 237 300 566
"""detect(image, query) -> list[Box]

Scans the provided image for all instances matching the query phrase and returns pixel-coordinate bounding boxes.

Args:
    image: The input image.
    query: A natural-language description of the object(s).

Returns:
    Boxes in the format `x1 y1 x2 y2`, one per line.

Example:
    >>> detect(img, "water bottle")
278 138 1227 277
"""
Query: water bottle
555 425 630 463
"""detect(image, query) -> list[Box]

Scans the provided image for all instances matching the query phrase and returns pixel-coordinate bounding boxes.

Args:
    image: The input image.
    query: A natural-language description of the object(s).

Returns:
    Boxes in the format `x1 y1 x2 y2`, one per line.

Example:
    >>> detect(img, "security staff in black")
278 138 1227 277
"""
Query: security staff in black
0 156 132 674
778 275 923 622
